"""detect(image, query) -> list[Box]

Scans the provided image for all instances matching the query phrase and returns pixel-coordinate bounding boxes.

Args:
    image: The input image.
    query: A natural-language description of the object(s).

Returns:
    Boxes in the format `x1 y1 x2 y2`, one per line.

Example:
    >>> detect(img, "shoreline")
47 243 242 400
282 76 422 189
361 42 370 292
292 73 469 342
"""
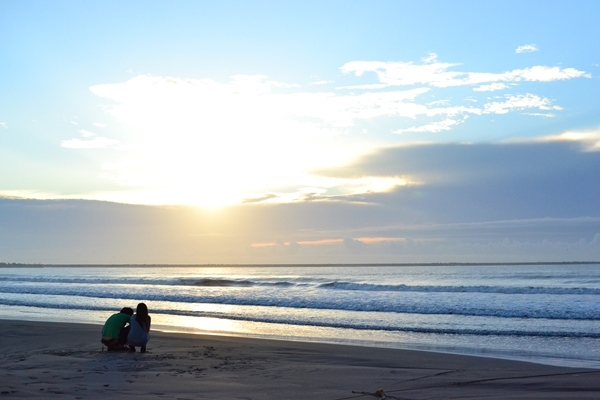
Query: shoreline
1 319 599 399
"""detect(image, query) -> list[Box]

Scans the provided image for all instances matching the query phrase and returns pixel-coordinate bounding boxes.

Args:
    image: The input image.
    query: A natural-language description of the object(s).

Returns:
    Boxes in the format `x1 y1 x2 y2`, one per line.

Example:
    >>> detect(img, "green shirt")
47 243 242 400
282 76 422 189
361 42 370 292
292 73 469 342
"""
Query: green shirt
101 313 131 339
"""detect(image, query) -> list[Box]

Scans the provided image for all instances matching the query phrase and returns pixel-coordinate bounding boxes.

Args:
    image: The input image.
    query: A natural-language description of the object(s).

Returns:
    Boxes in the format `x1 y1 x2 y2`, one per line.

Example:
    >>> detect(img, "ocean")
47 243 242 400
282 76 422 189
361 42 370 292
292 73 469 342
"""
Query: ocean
1 264 599 368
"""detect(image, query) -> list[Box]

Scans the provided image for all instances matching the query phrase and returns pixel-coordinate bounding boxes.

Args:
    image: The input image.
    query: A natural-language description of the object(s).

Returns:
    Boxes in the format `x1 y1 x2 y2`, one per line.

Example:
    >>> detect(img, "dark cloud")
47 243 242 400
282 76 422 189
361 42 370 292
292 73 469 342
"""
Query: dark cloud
321 141 595 182
318 141 600 223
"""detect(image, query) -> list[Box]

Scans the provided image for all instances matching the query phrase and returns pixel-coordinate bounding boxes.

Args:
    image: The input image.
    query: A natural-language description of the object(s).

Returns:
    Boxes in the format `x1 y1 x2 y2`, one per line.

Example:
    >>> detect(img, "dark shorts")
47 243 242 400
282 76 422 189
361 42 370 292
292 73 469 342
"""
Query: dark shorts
101 337 119 347
101 326 130 348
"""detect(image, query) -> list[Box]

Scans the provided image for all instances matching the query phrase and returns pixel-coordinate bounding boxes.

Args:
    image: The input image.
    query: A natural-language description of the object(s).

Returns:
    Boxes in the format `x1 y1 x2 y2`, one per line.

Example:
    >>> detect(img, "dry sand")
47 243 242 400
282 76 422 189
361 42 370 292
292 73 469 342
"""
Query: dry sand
1 319 599 399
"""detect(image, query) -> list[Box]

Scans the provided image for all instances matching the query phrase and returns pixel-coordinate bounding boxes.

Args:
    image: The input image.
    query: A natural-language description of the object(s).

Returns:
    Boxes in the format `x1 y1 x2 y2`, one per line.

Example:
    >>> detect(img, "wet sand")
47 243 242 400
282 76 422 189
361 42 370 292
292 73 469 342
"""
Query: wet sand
1 319 599 399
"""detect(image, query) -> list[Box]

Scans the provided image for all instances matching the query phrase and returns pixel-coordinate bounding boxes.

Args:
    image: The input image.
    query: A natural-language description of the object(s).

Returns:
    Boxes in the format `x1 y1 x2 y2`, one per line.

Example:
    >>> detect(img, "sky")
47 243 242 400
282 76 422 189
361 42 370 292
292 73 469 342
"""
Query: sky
1 0 600 263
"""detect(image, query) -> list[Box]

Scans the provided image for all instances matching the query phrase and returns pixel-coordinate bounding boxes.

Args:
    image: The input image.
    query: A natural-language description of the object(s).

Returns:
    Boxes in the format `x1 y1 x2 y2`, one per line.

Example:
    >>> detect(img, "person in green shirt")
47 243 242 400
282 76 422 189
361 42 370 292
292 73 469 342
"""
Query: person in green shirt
101 307 134 350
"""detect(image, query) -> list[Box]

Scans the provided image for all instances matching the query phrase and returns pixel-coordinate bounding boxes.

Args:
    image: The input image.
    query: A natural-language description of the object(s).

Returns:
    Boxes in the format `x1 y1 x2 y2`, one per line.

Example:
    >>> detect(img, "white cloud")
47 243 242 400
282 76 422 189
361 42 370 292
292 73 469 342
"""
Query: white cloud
507 66 590 81
340 58 589 88
78 129 95 138
340 59 462 87
516 44 538 54
483 94 561 114
70 121 78 125
426 99 450 106
88 75 454 205
394 118 465 134
61 137 120 149
90 75 437 129
93 122 107 128
310 80 334 85
421 52 438 63
424 105 481 118
523 112 555 118
336 83 389 90
473 83 509 92
0 122 7 129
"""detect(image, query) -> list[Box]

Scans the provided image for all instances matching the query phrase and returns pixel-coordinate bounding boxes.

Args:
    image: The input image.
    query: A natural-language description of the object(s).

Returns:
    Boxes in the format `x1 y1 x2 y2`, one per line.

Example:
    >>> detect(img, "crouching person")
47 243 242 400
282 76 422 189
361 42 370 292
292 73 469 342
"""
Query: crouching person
128 303 151 353
101 307 133 351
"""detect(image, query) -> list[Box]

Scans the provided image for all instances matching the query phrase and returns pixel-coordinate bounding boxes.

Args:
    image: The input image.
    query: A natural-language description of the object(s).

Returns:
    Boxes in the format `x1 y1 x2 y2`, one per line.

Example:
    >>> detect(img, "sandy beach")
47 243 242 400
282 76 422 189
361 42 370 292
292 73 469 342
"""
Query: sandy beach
0 319 599 399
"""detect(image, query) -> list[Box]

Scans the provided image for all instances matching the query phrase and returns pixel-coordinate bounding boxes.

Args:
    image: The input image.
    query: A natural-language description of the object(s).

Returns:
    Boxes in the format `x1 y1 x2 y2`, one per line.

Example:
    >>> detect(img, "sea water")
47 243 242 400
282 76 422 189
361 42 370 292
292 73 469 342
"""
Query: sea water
1 264 599 368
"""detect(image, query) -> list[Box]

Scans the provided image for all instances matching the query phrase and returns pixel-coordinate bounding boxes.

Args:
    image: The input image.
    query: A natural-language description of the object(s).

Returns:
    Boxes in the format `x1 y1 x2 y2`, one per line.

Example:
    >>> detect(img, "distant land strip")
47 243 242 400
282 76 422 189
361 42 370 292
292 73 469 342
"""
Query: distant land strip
1 261 600 268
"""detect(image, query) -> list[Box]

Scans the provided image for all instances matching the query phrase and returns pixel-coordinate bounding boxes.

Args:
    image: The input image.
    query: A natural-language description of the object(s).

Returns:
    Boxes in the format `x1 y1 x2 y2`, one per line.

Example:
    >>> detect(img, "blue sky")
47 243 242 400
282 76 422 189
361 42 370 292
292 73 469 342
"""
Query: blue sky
1 1 599 263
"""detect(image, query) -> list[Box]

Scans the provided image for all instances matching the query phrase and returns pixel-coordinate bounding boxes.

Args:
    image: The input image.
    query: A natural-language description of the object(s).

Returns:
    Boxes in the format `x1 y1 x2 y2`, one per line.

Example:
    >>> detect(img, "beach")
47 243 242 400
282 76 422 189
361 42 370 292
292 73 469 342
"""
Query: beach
1 319 599 399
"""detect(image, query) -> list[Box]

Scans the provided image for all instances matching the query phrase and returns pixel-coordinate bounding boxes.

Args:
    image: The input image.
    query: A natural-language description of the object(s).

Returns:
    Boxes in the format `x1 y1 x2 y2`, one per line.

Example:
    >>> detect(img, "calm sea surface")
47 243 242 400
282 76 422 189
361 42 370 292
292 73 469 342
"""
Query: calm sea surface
1 264 599 368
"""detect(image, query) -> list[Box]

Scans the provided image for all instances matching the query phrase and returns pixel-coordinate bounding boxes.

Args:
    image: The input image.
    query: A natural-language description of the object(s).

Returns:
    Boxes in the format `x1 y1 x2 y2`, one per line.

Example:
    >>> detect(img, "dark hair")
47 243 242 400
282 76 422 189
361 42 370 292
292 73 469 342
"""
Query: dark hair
135 303 150 331
120 307 134 316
